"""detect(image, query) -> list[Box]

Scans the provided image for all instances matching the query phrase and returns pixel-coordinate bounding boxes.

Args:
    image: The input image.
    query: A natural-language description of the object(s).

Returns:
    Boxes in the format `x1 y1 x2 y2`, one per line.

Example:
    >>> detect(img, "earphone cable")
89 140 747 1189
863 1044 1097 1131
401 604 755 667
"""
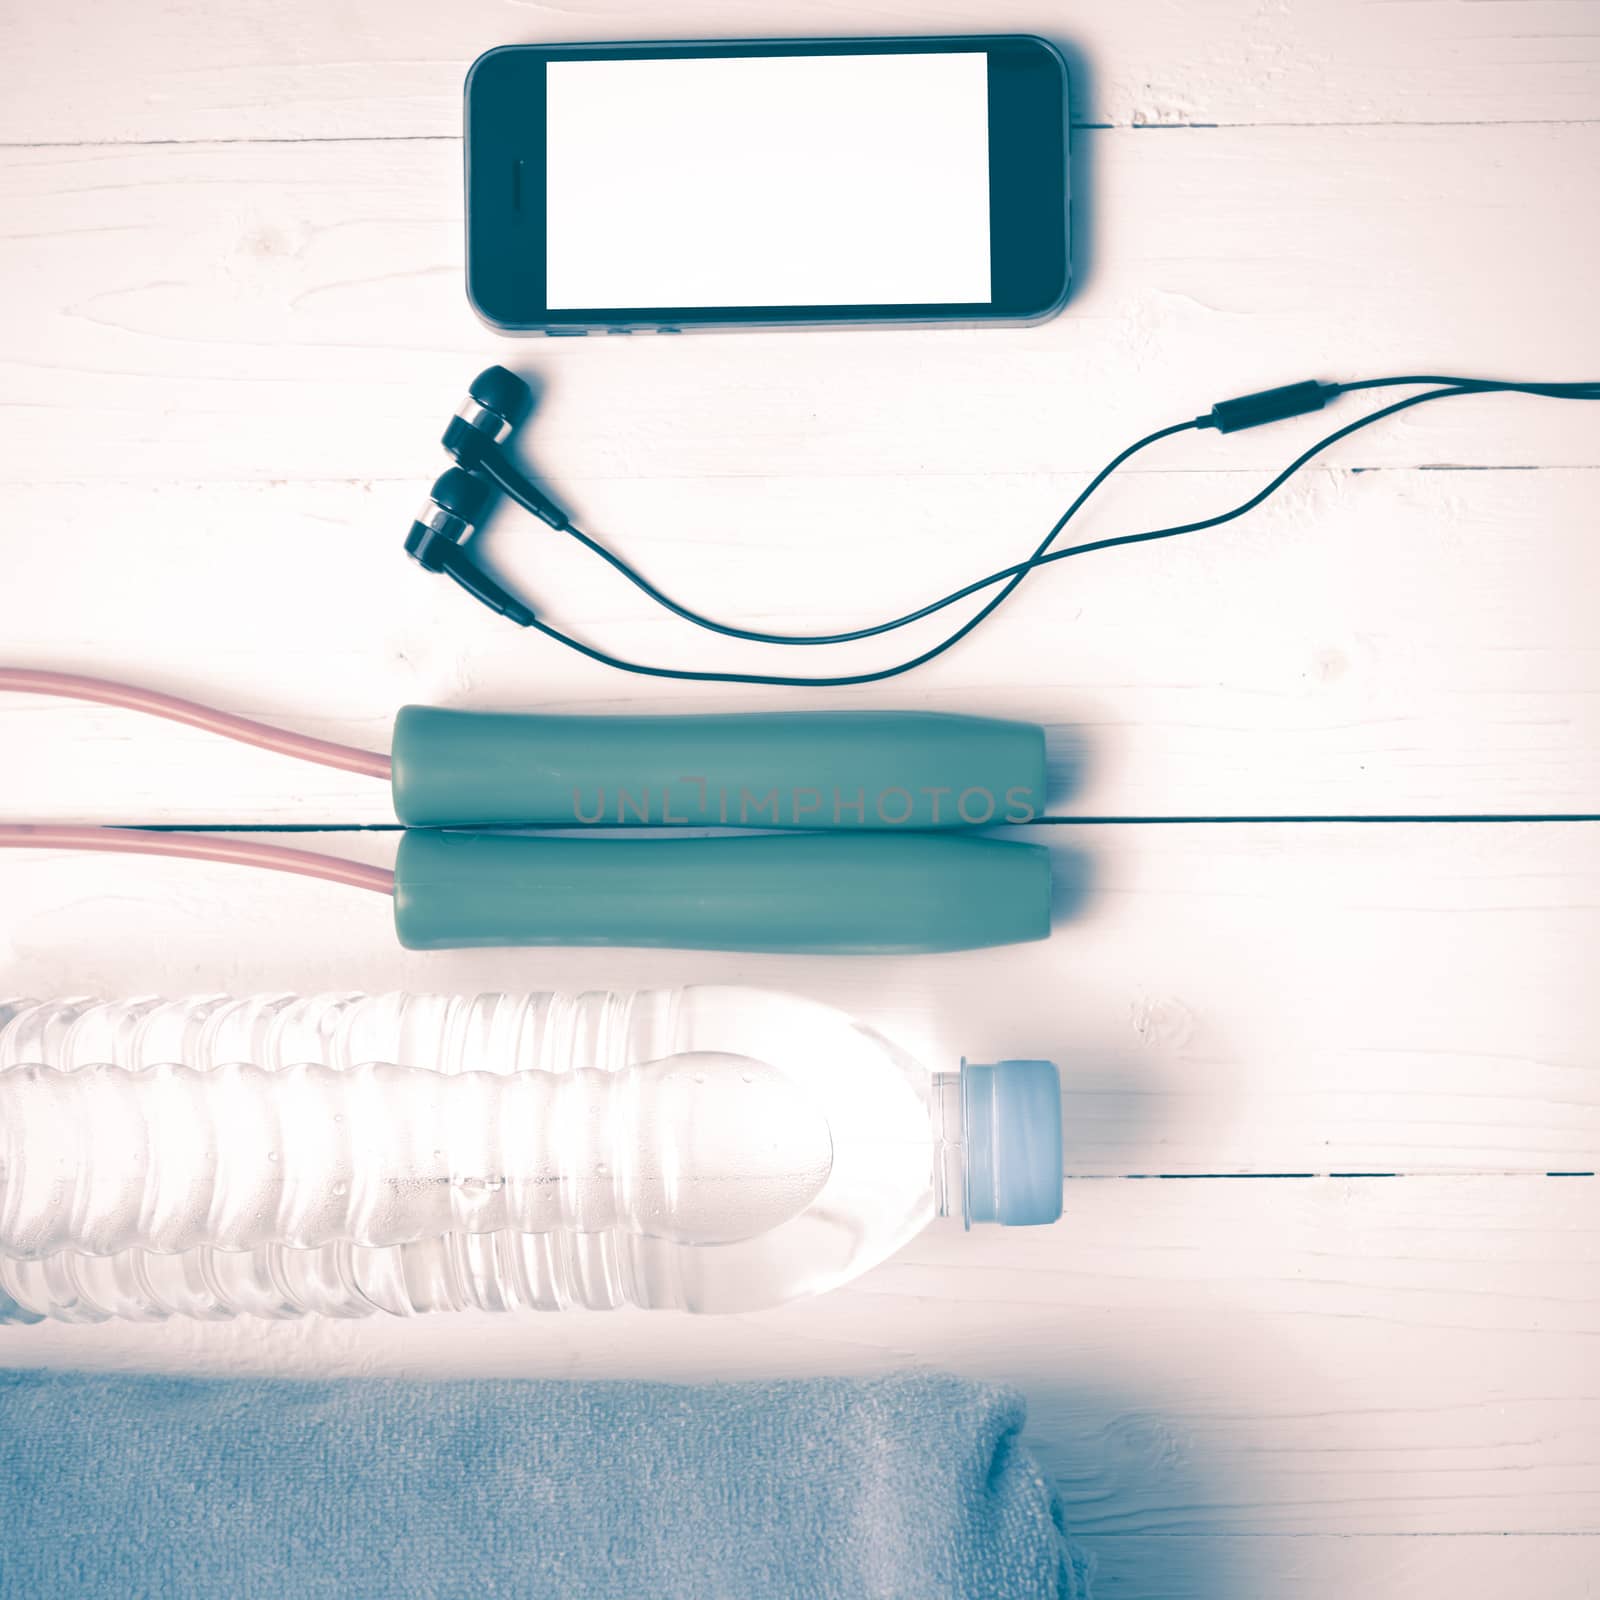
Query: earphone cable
483 418 1200 647
517 378 1599 688
485 375 1597 659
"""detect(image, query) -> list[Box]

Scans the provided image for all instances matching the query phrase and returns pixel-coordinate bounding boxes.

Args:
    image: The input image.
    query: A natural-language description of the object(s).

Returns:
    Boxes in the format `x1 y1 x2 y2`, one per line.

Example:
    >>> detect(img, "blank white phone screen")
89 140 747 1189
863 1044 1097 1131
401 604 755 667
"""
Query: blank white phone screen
544 53 992 310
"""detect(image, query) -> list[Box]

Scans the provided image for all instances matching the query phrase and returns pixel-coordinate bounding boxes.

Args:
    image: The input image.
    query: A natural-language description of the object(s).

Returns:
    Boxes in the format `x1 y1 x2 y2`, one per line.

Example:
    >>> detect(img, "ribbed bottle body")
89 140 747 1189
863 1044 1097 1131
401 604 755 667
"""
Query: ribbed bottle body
0 991 581 1081
1 1054 833 1257
0 989 941 1323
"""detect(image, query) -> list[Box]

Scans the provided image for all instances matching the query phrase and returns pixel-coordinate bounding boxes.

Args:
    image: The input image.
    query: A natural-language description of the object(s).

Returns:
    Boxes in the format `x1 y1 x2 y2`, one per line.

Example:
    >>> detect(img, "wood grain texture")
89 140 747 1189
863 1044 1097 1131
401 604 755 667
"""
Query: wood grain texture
0 824 1594 1177
1083 1535 1600 1600
3 0 1597 144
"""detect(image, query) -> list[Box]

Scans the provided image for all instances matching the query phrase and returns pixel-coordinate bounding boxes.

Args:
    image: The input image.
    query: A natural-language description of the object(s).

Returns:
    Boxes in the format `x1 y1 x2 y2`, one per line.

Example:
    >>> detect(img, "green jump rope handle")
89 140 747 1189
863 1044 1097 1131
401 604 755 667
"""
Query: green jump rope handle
390 707 1048 829
393 830 1052 954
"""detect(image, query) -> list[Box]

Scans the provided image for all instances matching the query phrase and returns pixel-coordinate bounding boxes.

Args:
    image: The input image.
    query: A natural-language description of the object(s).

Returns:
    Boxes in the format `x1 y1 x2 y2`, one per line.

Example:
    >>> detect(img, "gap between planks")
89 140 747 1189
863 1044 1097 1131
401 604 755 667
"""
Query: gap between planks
6 117 1600 153
110 816 1600 830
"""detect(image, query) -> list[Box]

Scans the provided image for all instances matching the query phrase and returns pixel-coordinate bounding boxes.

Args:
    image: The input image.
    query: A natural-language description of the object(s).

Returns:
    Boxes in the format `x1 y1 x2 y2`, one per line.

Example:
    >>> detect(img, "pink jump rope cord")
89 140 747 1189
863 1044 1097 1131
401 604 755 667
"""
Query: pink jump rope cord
0 824 395 895
0 669 395 895
0 668 392 780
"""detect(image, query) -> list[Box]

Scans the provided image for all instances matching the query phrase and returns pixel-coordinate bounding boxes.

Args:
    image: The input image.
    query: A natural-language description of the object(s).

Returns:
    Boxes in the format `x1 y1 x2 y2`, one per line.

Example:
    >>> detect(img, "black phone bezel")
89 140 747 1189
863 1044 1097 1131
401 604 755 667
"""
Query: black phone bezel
465 35 1070 333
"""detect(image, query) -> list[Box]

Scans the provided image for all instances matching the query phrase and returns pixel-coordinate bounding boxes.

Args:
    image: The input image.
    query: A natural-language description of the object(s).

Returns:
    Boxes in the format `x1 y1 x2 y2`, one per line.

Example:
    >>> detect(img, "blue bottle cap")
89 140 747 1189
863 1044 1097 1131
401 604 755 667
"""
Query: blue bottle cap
962 1059 1064 1227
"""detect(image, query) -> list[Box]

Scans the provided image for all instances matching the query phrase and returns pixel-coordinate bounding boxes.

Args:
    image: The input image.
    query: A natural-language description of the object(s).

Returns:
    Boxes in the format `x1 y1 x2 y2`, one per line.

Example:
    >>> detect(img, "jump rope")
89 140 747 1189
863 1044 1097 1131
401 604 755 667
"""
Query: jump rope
0 673 1055 954
5 371 1595 953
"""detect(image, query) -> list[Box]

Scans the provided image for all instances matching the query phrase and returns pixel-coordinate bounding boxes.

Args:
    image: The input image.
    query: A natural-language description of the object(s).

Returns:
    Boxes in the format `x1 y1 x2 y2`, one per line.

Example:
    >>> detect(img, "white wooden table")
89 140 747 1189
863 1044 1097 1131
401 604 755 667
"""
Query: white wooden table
2 3 1596 1594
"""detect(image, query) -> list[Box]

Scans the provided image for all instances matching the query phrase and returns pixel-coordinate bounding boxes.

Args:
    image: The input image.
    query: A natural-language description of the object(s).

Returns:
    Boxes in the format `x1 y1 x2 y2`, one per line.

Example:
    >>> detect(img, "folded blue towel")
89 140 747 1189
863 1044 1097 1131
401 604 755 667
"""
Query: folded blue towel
1 1367 1090 1599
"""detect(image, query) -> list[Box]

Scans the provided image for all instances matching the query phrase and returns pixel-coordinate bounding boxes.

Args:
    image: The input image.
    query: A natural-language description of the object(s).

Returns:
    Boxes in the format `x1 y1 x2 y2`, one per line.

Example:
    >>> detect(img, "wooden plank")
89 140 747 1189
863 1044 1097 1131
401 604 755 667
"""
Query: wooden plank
0 824 1594 1176
3 126 1597 489
1081 1534 1600 1599
4 0 1597 145
3 462 1598 818
3 1176 1594 1542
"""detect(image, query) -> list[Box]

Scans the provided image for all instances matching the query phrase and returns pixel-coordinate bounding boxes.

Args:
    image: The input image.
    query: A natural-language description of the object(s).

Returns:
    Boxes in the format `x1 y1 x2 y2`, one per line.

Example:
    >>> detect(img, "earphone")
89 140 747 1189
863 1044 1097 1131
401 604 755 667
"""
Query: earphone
404 367 541 627
406 368 1600 687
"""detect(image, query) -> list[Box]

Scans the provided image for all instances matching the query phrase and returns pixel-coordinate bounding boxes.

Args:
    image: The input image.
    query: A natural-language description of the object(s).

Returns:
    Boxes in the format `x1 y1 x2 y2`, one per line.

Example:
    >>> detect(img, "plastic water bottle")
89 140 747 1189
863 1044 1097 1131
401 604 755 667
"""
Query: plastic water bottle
0 989 1062 1323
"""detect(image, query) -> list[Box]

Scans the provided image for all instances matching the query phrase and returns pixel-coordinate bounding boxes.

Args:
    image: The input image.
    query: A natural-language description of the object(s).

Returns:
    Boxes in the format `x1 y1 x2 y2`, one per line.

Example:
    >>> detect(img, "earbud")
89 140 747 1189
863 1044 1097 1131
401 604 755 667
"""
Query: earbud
443 366 535 465
405 368 560 627
441 365 568 530
405 467 494 572
404 465 535 626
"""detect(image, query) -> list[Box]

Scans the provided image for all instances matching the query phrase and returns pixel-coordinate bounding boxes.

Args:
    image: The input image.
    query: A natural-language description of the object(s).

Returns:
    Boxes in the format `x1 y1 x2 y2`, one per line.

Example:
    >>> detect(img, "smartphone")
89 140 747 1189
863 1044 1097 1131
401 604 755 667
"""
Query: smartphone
465 36 1070 335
